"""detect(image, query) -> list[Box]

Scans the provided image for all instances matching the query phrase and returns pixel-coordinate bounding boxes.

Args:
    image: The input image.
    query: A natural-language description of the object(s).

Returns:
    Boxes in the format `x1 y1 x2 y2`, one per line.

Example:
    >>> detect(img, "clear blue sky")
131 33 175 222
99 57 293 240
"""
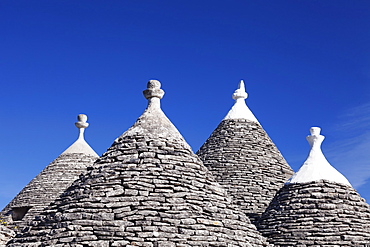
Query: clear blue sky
1 1 370 209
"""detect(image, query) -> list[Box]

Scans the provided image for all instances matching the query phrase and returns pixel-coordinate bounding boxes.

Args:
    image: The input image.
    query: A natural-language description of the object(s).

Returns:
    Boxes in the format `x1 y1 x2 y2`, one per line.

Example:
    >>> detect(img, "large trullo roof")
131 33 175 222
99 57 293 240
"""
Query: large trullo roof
1 114 99 228
197 81 294 224
257 127 370 246
8 80 271 247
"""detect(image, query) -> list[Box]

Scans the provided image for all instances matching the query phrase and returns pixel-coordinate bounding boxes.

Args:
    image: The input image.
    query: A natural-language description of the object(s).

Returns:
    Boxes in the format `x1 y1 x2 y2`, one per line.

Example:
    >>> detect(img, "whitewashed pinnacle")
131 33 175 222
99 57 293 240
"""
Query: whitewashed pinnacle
232 80 248 100
287 127 351 186
223 80 259 123
61 114 99 157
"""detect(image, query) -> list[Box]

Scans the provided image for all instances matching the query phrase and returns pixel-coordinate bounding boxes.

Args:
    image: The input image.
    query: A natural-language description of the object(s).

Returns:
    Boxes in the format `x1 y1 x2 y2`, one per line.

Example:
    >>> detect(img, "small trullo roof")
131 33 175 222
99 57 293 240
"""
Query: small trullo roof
197 80 294 224
257 127 370 246
1 114 99 228
8 80 271 247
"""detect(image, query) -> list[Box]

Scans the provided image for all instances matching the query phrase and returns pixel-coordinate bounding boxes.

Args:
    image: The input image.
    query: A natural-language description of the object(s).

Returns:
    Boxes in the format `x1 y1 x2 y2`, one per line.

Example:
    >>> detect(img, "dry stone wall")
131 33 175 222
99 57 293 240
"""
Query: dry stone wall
197 119 293 224
257 180 370 246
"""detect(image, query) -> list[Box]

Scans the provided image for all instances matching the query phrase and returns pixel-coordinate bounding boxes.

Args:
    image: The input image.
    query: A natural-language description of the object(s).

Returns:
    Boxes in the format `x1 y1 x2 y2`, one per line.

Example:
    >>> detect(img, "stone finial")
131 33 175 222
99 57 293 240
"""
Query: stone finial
75 114 89 129
143 80 165 100
61 114 98 156
232 80 248 100
75 114 89 139
143 80 165 109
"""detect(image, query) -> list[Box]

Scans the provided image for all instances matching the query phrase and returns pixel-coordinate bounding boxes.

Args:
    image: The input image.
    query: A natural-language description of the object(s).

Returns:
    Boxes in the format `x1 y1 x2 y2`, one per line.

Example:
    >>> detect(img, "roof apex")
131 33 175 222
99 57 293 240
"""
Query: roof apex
119 80 192 151
223 80 259 123
287 127 351 186
61 114 98 157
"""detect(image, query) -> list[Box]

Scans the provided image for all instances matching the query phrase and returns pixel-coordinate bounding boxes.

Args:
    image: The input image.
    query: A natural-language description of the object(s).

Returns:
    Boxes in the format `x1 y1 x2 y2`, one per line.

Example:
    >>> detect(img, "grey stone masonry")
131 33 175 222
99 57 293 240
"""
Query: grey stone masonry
1 153 98 229
197 119 294 224
257 180 370 246
7 81 271 247
0 224 15 247
2 114 99 232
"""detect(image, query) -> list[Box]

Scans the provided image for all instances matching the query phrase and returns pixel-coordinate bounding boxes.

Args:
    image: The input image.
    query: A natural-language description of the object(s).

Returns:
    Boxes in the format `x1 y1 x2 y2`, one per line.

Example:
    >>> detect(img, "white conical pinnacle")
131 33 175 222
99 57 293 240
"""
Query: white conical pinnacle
223 80 259 123
232 80 248 100
287 127 351 186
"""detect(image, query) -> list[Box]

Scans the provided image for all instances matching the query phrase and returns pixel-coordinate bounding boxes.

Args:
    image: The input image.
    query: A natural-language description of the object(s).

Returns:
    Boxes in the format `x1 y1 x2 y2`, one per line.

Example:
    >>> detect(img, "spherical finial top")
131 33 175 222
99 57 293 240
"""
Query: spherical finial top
75 114 89 129
147 80 161 89
310 127 321 136
232 80 248 100
143 79 165 100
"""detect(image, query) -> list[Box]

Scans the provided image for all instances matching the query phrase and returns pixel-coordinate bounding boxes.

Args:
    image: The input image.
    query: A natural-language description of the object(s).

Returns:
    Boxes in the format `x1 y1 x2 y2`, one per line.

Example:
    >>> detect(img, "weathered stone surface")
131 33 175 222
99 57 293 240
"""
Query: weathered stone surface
2 153 98 230
197 119 293 224
257 180 370 246
0 223 15 247
2 114 98 236
7 81 271 246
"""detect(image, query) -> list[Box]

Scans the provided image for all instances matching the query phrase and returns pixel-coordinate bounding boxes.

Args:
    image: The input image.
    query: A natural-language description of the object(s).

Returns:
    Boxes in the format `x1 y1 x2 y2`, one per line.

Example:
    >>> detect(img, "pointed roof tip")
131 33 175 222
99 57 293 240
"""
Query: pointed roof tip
232 79 248 100
223 80 259 123
121 80 192 152
287 126 351 186
61 114 99 157
238 79 245 90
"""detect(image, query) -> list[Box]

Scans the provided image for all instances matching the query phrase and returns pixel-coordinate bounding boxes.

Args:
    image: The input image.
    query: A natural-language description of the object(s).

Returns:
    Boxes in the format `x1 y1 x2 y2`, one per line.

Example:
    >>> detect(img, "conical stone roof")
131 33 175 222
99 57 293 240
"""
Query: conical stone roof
1 114 99 229
257 127 370 246
8 80 270 247
197 81 294 224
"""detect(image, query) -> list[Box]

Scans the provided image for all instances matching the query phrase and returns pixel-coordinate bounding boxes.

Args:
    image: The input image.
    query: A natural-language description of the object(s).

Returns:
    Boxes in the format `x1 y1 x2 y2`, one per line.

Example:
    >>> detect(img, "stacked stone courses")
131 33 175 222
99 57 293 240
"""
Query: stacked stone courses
2 153 98 229
257 181 370 246
0 224 15 247
7 81 271 246
5 80 370 247
197 118 294 224
1 115 98 229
